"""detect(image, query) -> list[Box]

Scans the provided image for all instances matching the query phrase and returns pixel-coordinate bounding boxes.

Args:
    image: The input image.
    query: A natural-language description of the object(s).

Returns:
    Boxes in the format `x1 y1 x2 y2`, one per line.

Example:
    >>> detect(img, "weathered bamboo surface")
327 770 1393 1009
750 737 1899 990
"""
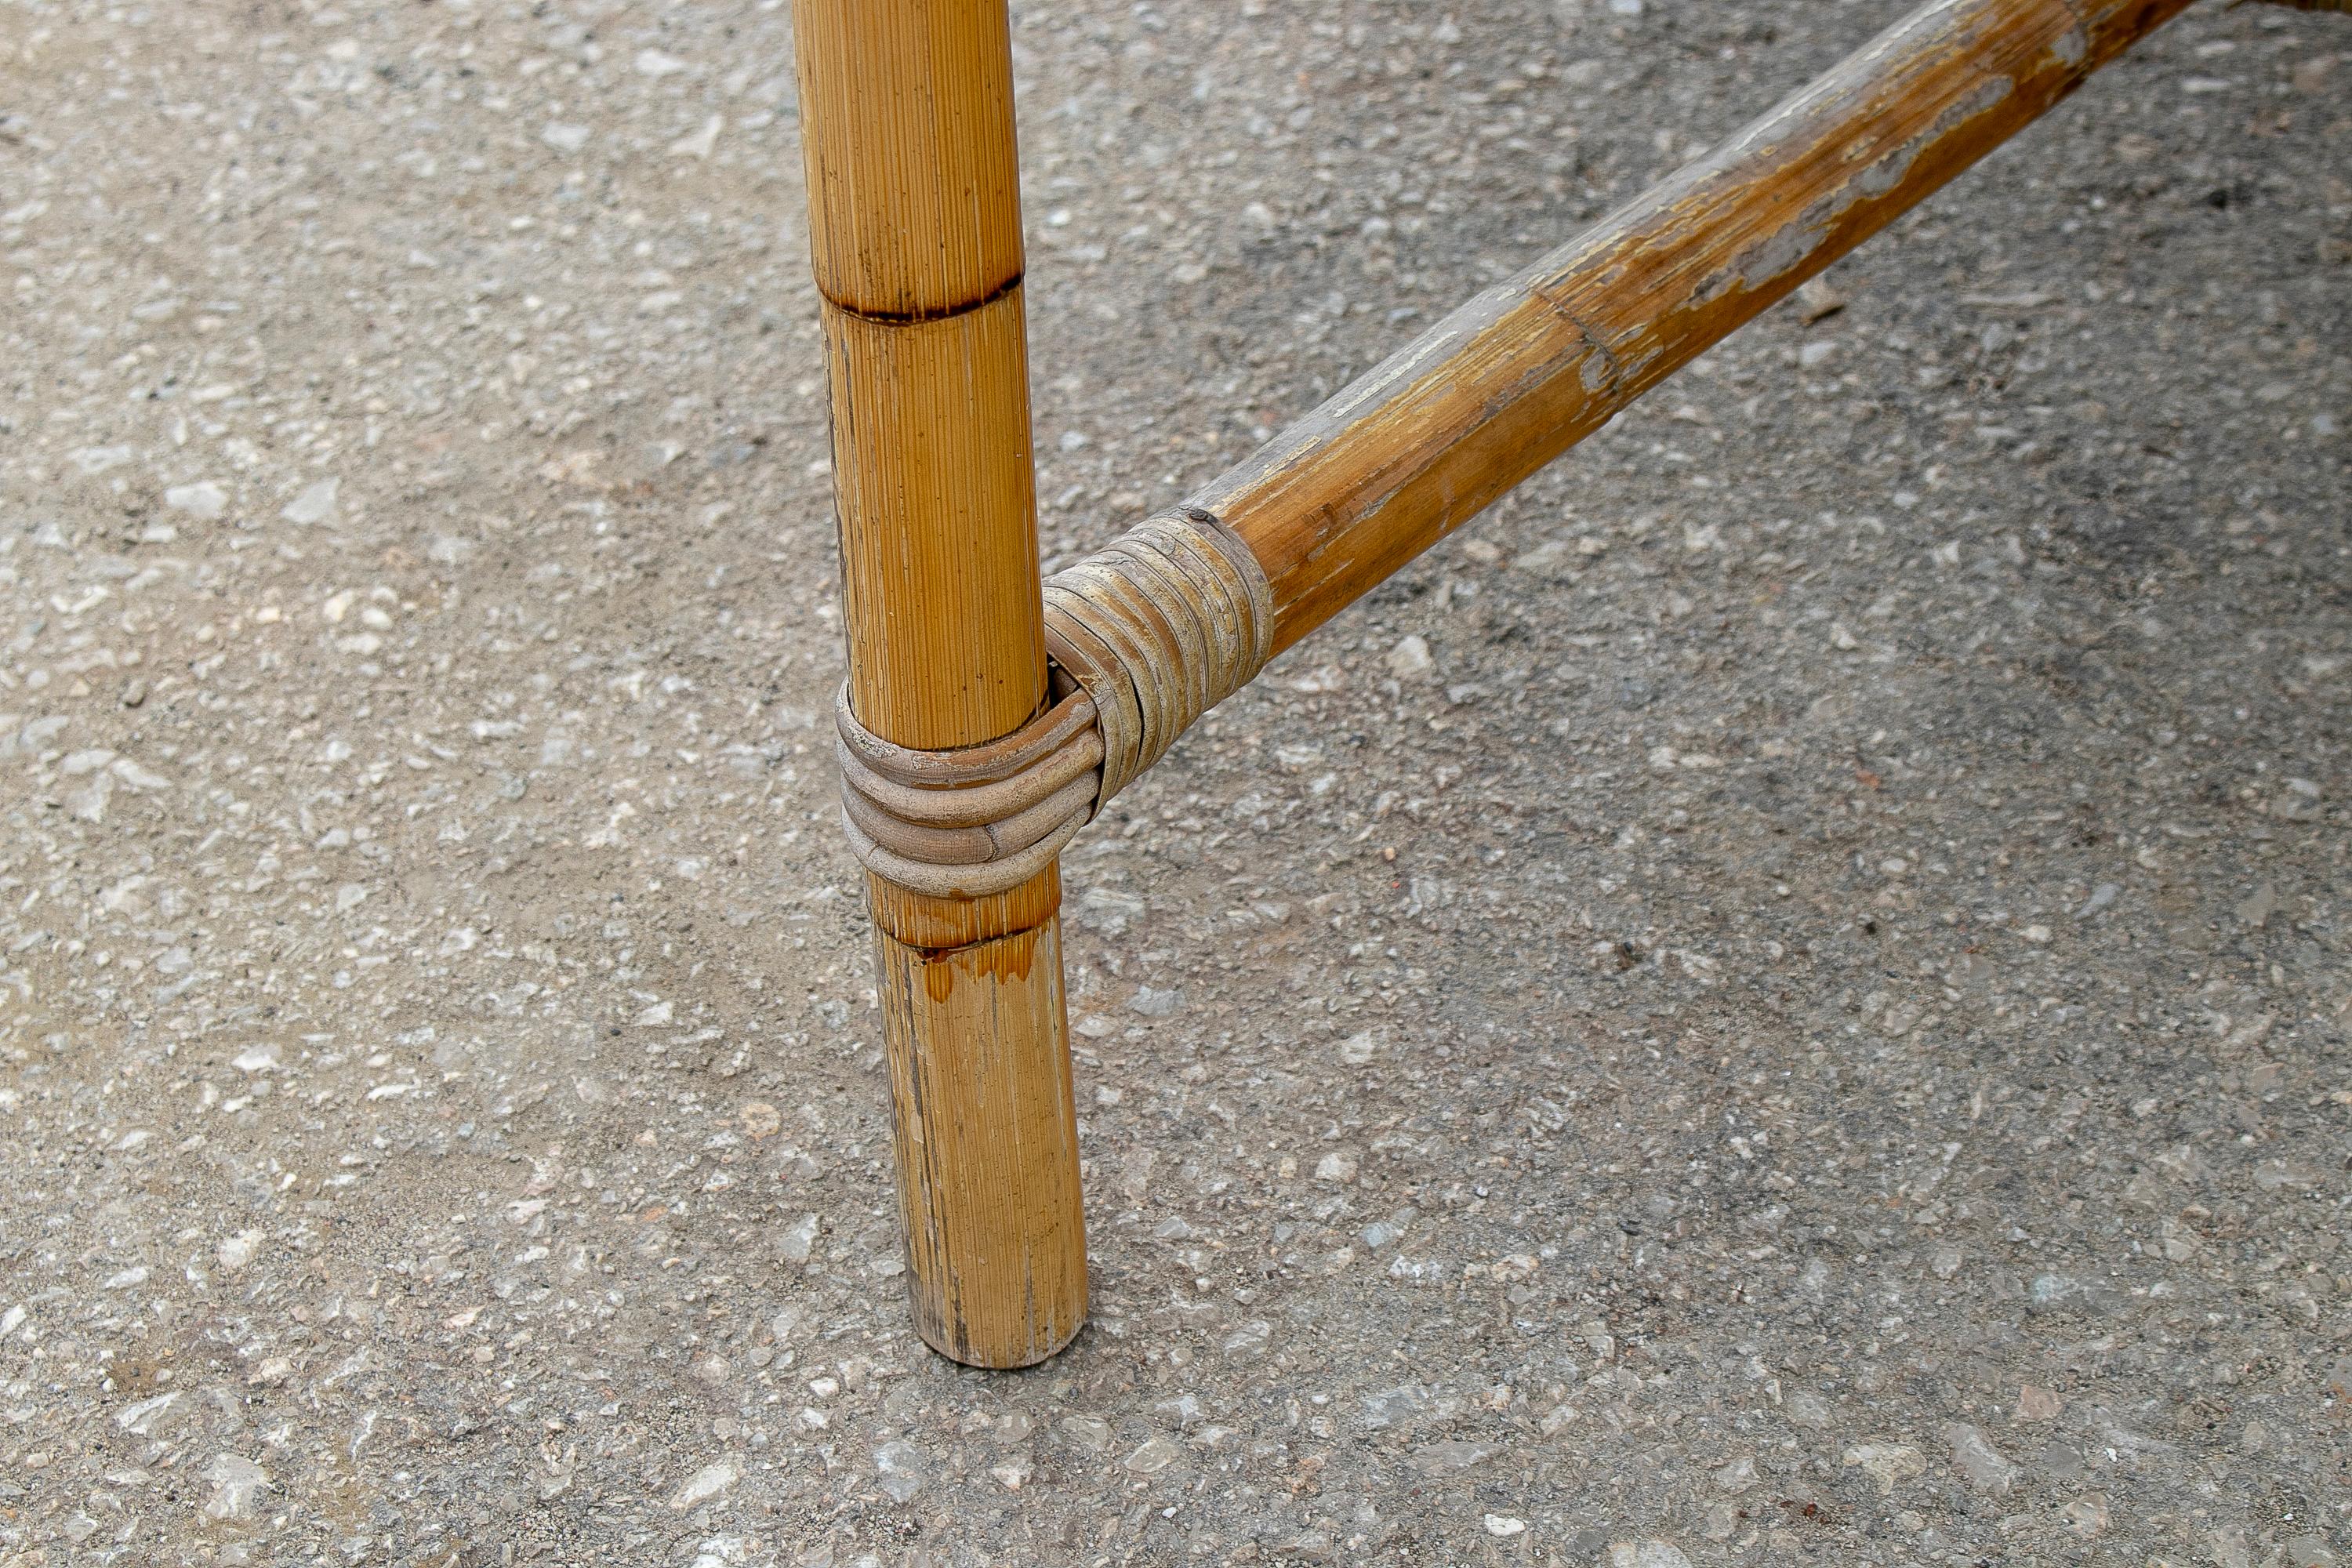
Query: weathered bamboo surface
824 299 1047 754
793 0 1025 321
793 0 1086 1367
875 914 1083 1363
1188 0 2196 654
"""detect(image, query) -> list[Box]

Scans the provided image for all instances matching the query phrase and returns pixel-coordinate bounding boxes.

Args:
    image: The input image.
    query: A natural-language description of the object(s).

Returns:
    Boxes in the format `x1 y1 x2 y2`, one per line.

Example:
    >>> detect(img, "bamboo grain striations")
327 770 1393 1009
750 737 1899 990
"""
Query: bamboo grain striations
1187 0 2196 653
793 0 1025 321
793 0 1085 1367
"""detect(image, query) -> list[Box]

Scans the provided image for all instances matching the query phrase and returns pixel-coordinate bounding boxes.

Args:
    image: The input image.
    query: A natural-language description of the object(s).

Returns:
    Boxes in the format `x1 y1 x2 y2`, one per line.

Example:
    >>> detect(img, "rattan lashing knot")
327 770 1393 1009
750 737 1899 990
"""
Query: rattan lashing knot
1042 507 1274 804
837 509 1273 898
834 684 1102 900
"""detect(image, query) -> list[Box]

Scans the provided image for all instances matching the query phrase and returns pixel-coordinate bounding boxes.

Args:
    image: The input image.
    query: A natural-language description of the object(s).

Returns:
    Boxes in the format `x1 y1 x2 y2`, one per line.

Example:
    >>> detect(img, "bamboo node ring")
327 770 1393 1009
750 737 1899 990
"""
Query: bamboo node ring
836 509 1272 897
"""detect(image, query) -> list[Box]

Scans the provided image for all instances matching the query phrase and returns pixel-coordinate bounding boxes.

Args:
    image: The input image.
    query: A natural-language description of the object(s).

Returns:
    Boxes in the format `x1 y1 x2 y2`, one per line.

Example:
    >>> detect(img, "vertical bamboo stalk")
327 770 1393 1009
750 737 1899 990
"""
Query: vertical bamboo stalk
792 0 1087 1367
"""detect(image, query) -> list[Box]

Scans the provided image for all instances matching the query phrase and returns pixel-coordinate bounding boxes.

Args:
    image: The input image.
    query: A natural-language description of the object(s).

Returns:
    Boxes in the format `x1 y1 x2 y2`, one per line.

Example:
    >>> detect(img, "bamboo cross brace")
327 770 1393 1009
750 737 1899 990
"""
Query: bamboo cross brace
1196 0 2201 655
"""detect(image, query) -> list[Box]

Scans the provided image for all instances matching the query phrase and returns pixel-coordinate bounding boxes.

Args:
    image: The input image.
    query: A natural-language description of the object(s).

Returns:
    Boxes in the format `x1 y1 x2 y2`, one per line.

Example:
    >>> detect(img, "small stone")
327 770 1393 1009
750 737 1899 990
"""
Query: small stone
542 122 592 154
111 757 169 790
1221 1319 1272 1359
201 1454 270 1520
2014 1384 2062 1421
1152 1393 1206 1429
672 114 724 160
164 481 228 520
1483 1515 1526 1537
115 1392 186 1436
1127 985 1181 1017
1118 1148 1156 1202
1713 1454 1759 1493
688 1538 753 1568
1410 1439 1499 1475
1385 633 1436 680
2027 1272 2114 1313
989 1455 1033 1490
873 1440 929 1501
1606 1544 1692 1568
70 444 133 474
2252 1158 2319 1192
218 1230 264 1272
634 47 689 75
1123 1436 1182 1475
779 1214 821 1264
1512 539 1574 575
1943 1422 2020 1495
1796 277 1847 324
1842 1441 1926 1494
2236 882 2279 928
280 477 339 526
670 1458 739 1510
1061 1415 1112 1454
741 1102 781 1138
1360 1385 1427 1429
1784 1389 1834 1429
1313 1151 1358 1183
1928 1241 1963 1279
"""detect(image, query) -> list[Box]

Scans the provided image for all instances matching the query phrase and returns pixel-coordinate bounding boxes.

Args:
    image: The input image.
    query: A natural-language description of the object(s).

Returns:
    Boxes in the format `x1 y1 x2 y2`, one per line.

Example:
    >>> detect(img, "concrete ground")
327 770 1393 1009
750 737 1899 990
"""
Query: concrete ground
2 0 2348 1564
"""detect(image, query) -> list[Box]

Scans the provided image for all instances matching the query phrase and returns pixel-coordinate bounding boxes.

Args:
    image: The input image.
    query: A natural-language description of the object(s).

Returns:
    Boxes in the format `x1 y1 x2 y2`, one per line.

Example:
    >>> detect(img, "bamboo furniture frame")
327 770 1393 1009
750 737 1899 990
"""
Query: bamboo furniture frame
793 0 2235 1365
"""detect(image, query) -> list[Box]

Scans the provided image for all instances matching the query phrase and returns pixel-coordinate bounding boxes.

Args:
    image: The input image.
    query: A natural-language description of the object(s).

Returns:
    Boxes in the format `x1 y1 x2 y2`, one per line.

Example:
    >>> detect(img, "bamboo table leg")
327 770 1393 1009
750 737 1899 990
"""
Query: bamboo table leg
791 0 1086 1366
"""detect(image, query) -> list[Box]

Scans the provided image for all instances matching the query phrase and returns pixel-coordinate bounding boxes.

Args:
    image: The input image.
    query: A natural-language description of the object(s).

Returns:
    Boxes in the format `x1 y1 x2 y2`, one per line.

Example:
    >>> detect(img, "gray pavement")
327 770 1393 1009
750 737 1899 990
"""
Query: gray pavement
1 0 2347 1563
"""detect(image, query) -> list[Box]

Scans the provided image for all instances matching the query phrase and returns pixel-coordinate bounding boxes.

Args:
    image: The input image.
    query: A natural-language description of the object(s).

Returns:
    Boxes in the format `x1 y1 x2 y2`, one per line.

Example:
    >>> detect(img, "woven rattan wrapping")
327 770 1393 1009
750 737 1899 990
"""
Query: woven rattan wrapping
837 509 1272 898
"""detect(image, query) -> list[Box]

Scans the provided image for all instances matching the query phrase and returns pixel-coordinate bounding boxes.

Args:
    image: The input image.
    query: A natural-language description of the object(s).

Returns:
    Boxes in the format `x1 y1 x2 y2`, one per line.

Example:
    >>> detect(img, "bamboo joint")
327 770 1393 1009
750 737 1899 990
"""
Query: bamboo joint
828 0 2200 908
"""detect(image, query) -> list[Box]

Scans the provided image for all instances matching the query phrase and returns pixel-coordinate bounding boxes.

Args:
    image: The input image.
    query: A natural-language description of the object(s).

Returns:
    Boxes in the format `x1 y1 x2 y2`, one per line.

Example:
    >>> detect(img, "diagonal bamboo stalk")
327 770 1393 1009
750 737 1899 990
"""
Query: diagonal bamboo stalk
1184 0 2198 654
